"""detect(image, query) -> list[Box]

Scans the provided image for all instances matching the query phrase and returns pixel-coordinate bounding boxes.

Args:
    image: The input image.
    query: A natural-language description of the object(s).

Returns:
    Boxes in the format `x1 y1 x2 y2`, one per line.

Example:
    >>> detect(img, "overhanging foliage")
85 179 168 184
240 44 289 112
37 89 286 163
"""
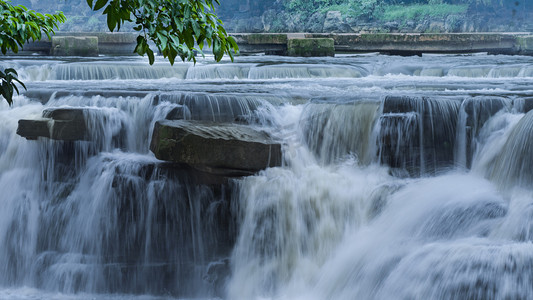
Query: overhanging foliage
87 0 239 64
0 0 65 105
0 0 239 105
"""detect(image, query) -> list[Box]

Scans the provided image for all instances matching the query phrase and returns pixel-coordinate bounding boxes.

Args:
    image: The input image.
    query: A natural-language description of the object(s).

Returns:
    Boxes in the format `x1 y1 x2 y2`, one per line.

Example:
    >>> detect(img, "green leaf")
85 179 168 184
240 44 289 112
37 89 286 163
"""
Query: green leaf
191 20 201 36
213 37 222 61
157 32 168 50
135 35 147 56
227 36 239 52
93 0 108 11
146 48 155 65
183 28 194 48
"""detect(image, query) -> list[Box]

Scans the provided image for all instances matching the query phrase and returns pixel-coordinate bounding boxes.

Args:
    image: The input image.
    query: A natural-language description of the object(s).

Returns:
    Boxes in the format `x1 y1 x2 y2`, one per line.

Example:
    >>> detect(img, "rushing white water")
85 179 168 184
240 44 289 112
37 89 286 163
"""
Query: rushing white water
1 53 533 299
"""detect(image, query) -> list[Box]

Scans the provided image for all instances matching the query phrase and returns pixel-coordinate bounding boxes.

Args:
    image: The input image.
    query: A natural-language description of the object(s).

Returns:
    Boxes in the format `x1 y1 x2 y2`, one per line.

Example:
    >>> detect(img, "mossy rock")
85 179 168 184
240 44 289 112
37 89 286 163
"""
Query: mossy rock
287 38 335 57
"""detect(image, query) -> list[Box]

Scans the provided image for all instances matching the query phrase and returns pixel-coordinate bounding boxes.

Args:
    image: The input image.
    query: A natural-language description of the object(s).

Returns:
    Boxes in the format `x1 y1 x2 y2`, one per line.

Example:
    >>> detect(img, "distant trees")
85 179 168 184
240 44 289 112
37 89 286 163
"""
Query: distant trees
279 0 515 9
273 0 521 24
217 0 277 17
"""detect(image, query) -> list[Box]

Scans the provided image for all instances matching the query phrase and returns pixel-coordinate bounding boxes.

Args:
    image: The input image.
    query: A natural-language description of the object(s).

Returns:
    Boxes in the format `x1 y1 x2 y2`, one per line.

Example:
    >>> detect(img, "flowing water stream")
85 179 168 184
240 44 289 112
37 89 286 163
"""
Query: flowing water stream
1 53 533 299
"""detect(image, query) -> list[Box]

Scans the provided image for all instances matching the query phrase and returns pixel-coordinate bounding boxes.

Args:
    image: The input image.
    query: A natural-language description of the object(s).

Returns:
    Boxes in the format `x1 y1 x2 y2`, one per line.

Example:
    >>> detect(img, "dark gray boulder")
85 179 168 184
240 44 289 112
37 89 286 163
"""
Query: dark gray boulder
150 120 282 176
17 108 88 140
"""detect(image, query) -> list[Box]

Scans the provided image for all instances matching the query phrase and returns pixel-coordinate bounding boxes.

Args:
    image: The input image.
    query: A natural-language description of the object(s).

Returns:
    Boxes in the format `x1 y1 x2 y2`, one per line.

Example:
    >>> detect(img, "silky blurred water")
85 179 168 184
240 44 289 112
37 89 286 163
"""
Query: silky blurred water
1 53 533 299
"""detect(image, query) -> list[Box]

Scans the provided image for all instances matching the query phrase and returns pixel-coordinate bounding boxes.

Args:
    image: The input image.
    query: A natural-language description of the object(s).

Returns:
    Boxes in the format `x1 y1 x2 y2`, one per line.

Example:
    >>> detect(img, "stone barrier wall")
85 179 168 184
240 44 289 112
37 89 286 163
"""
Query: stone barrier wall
21 32 533 57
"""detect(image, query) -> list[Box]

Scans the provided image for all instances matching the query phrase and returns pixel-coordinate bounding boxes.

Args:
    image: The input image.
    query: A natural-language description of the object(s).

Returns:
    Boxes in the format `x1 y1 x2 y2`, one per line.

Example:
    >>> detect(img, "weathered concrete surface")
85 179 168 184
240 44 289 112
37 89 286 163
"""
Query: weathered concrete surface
52 36 99 56
150 120 282 175
23 32 533 57
231 33 288 55
246 33 288 45
515 36 533 55
23 32 138 55
287 38 335 57
233 32 532 56
83 32 138 55
307 33 522 55
17 108 88 140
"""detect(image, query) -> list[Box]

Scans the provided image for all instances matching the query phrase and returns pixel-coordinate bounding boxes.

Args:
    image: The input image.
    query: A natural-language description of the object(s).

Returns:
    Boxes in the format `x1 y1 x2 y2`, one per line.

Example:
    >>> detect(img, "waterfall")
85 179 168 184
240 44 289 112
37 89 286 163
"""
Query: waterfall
300 100 381 165
378 95 460 175
454 96 512 169
2 53 533 299
478 110 533 190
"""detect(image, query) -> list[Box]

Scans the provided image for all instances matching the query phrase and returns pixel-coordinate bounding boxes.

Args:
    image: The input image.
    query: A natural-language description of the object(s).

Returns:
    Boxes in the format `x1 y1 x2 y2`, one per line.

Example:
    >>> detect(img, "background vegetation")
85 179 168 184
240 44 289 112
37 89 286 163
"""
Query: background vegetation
278 0 525 21
213 0 530 33
9 0 531 33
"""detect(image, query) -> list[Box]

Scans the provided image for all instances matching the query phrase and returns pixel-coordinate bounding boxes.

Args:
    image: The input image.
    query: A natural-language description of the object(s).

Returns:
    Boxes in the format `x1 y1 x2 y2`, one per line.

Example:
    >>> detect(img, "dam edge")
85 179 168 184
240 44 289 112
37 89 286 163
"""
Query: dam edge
19 32 533 57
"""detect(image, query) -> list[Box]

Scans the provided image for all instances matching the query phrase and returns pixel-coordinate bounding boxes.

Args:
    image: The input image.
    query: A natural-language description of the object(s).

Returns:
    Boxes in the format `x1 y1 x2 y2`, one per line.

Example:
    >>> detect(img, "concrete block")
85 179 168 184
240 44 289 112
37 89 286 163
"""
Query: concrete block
52 36 99 57
287 38 335 57
516 36 533 55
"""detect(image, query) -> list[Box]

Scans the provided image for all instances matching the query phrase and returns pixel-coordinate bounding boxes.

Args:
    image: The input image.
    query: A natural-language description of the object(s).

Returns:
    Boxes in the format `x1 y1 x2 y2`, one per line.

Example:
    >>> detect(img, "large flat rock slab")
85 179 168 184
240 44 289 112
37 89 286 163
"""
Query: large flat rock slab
16 107 118 141
17 118 86 140
17 108 89 140
150 120 282 175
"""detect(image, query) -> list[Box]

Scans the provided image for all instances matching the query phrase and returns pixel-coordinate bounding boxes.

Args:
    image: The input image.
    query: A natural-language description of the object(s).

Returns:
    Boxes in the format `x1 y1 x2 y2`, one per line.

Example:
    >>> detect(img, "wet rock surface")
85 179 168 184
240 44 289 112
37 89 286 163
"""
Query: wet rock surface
17 108 89 141
380 96 461 175
150 120 282 176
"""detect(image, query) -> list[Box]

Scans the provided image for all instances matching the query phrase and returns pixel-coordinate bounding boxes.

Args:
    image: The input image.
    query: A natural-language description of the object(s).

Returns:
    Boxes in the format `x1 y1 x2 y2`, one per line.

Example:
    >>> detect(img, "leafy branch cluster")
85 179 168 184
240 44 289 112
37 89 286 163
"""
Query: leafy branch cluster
0 68 24 106
0 0 65 105
0 0 239 105
0 0 65 54
87 0 239 64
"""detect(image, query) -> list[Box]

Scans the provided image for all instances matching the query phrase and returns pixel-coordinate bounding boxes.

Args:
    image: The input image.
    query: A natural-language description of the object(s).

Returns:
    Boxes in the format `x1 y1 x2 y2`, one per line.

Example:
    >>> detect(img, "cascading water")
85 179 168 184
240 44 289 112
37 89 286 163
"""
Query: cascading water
2 53 533 299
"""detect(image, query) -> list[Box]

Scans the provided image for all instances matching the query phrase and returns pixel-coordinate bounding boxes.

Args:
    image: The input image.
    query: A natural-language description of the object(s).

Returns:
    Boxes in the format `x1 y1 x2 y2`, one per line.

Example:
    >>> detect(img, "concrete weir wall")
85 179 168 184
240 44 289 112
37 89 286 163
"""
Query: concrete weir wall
52 36 99 56
23 32 139 56
233 32 533 56
22 32 533 57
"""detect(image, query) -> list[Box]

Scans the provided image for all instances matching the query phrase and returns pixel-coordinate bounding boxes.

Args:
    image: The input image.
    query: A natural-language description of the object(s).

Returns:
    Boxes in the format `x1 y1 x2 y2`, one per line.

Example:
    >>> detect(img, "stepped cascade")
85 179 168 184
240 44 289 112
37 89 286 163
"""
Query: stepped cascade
1 53 533 299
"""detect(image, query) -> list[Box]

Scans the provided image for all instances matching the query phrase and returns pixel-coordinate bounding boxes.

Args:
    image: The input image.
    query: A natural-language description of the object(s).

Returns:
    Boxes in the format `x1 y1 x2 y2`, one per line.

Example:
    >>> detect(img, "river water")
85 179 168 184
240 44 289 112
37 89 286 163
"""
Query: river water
1 53 533 299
